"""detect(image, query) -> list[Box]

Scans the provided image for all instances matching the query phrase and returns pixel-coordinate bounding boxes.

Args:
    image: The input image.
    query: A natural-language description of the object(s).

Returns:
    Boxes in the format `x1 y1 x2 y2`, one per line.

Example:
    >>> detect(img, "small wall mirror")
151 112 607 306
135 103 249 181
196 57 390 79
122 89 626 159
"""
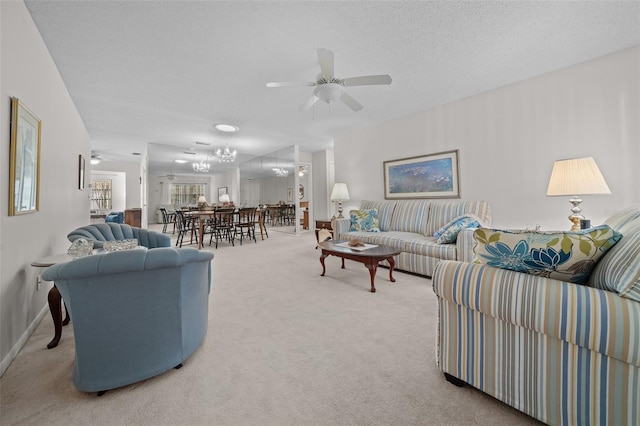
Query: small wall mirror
299 184 304 200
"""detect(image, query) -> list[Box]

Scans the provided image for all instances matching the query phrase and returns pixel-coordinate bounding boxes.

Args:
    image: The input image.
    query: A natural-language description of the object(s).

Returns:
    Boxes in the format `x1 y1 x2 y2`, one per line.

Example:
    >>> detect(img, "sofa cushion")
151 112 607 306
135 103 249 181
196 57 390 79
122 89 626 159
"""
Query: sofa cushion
349 209 380 232
389 200 430 234
341 231 457 259
360 200 396 231
588 219 640 302
434 214 482 244
341 230 409 249
603 206 640 230
426 201 491 236
472 225 622 284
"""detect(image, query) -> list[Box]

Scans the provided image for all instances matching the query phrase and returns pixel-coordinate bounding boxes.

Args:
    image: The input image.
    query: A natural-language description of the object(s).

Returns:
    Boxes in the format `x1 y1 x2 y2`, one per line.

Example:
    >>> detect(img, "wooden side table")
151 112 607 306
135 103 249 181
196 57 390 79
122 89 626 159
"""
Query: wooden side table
315 219 333 243
31 253 74 349
125 208 142 227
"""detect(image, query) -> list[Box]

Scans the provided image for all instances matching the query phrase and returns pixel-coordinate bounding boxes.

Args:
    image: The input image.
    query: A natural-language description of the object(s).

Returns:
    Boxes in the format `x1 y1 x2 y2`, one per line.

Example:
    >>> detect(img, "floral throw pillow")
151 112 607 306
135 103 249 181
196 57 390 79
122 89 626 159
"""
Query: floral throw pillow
349 209 380 232
472 225 622 284
434 214 482 244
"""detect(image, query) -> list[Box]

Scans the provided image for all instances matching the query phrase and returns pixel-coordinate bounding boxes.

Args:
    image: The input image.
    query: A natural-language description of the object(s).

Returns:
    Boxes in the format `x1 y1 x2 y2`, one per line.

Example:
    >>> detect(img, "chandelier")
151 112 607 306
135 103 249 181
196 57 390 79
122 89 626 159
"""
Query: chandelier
216 146 237 163
273 167 289 177
192 156 210 172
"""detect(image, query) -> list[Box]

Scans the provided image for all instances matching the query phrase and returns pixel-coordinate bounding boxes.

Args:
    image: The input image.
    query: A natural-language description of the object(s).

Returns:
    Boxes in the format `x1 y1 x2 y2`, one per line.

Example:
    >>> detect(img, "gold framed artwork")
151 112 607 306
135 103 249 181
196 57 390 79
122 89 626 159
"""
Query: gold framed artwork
383 149 460 199
9 98 41 215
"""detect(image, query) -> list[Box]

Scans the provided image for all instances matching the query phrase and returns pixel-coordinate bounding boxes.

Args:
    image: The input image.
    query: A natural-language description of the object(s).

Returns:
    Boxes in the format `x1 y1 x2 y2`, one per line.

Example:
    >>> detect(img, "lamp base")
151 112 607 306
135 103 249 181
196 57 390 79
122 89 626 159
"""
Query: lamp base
568 215 583 231
336 201 344 219
568 196 583 231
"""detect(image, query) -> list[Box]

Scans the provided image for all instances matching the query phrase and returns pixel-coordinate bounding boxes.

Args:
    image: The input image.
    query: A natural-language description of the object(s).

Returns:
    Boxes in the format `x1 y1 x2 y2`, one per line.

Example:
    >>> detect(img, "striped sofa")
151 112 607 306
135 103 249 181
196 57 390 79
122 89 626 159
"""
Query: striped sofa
432 207 640 425
333 200 491 277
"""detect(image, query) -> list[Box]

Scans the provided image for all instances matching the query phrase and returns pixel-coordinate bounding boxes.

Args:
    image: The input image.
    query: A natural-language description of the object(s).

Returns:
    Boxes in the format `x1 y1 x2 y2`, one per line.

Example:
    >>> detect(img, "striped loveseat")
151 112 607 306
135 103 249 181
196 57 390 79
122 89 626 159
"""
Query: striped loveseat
432 206 640 425
333 199 491 277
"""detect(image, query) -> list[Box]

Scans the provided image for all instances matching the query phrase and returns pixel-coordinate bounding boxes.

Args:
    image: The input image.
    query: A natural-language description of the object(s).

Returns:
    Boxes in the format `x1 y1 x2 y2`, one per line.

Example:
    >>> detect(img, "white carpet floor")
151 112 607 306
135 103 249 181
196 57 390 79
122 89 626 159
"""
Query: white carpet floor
0 225 540 425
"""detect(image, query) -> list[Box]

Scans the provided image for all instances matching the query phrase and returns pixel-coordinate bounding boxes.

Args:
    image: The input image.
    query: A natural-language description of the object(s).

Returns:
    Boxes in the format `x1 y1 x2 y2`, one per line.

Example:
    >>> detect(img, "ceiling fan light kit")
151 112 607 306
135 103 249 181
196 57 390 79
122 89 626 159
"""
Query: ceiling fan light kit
314 82 344 104
267 48 392 112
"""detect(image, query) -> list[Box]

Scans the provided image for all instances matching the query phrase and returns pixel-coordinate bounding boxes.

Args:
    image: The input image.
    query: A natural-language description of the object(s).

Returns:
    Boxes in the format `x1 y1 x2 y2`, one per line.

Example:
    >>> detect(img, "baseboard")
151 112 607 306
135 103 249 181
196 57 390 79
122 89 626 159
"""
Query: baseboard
0 305 48 377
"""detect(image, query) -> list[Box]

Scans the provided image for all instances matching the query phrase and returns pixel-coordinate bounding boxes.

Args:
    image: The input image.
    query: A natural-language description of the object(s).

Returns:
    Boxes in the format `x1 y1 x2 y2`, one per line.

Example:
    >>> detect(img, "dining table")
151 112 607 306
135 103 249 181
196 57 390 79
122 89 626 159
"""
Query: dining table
187 208 268 249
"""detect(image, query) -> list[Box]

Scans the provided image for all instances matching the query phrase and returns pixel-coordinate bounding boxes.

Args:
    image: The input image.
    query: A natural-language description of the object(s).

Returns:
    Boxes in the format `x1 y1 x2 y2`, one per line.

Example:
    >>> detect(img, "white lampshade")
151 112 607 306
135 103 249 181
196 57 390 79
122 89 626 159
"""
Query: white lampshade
219 193 230 203
546 157 611 196
198 196 207 203
330 183 350 201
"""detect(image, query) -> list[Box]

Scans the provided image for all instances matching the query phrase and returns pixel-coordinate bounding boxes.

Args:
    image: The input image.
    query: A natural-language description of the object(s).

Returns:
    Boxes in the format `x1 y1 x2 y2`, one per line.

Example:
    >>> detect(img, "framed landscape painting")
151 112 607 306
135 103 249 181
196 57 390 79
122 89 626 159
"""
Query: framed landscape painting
383 150 460 199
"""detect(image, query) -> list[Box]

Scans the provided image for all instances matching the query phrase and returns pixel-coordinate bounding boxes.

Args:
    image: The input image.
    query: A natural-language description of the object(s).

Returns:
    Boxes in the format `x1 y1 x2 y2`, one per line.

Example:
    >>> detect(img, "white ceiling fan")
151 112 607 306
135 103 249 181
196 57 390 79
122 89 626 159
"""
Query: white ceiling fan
266 48 392 112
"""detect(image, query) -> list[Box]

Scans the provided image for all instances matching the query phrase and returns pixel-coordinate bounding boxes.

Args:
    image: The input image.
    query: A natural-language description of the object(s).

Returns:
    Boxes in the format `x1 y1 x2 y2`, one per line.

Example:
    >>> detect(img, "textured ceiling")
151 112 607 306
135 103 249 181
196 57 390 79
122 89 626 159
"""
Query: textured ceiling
24 0 640 178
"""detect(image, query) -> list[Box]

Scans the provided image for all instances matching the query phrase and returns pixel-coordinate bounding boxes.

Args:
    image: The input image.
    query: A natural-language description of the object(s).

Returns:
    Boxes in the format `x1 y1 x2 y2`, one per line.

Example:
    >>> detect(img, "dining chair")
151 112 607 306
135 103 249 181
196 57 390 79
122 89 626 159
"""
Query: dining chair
234 207 257 245
175 210 198 247
209 208 236 248
159 207 176 234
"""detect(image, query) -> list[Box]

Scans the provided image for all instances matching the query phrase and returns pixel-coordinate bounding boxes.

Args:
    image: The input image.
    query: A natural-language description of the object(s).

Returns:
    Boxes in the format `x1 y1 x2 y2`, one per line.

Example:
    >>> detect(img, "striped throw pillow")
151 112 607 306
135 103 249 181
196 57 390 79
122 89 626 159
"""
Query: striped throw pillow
588 219 640 302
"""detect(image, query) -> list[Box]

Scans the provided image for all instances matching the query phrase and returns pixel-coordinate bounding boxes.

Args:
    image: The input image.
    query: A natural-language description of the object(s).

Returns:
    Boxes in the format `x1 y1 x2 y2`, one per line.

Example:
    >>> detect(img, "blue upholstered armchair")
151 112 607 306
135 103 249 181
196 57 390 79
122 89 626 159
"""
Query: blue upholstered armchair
67 223 170 249
104 211 124 223
41 247 214 393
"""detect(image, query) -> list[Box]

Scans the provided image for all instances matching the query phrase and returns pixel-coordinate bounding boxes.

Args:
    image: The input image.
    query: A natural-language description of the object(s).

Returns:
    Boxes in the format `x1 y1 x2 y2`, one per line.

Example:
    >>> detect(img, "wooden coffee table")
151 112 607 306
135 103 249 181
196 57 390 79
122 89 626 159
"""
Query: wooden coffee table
318 240 401 293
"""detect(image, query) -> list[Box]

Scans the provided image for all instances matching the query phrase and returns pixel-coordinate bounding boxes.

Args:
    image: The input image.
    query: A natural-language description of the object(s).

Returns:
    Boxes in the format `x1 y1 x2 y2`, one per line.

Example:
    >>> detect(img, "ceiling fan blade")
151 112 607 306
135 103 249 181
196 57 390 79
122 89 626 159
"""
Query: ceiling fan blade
340 92 363 112
298 95 319 112
317 48 334 79
266 81 315 88
342 74 392 87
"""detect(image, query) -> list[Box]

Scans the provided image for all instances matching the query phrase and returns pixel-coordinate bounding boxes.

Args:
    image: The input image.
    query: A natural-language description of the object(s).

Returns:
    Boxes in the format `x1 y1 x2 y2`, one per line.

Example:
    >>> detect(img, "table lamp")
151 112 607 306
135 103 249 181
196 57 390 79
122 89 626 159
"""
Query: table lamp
197 196 207 209
546 157 611 231
330 183 350 218
219 193 230 204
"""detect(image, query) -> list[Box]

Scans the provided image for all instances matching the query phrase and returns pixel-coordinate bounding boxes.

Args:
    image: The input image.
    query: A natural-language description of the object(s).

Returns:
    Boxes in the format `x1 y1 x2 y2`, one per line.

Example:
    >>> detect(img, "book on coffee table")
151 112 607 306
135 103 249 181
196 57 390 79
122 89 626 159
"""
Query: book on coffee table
335 241 378 251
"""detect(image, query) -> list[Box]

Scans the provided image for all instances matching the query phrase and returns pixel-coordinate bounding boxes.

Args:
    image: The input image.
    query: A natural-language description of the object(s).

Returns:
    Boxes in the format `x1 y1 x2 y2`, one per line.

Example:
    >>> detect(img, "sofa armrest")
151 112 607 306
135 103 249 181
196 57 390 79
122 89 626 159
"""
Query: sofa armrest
333 218 351 240
432 260 640 367
455 227 477 262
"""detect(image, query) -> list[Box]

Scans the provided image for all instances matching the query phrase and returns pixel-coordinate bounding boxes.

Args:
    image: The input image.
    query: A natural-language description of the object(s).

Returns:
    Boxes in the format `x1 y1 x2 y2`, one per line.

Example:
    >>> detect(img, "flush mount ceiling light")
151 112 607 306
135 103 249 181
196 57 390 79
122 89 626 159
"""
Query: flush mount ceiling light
215 124 238 133
90 155 101 165
216 146 237 163
174 159 187 164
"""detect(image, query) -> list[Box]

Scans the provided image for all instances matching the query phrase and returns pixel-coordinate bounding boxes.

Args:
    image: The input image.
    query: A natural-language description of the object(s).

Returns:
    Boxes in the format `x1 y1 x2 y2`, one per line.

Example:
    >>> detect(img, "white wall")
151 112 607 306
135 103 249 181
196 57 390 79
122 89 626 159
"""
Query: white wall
312 149 334 220
90 171 126 212
92 161 142 210
1 1 91 375
335 47 640 231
